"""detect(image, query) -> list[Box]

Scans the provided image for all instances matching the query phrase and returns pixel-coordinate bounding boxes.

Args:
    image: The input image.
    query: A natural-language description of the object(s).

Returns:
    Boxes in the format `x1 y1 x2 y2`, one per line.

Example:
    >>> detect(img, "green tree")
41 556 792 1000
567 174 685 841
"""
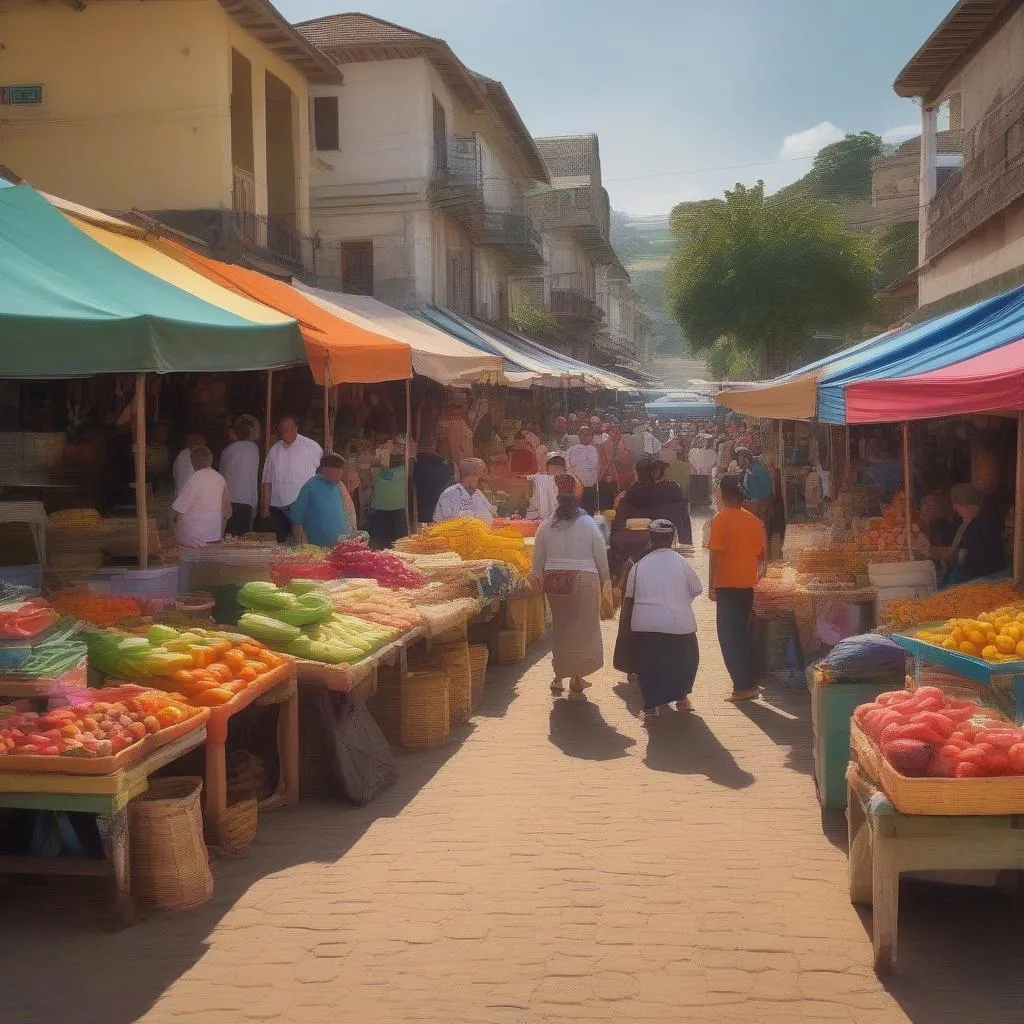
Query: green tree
775 131 883 205
666 181 876 375
705 338 758 382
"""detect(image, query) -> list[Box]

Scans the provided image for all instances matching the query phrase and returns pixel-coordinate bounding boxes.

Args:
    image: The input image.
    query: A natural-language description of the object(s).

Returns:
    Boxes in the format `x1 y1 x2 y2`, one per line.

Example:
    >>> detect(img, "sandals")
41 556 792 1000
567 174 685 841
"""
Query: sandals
726 687 761 703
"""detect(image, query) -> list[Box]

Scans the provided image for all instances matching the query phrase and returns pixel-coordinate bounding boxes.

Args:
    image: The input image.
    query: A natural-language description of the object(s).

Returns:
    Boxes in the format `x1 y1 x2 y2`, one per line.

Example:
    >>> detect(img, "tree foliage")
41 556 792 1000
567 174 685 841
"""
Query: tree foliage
666 181 876 372
774 131 883 206
705 337 757 382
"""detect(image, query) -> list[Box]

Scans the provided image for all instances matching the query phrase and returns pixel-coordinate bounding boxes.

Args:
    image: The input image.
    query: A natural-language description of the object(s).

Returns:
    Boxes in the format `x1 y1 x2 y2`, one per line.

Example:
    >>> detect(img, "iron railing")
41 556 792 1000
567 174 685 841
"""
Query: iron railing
548 272 603 322
429 135 483 205
925 77 1024 260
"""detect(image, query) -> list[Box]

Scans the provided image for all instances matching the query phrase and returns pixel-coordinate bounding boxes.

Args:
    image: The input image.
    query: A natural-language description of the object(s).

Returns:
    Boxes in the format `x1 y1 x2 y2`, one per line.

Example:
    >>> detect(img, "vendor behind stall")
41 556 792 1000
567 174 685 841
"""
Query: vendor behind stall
289 453 357 548
261 416 323 543
434 458 495 526
941 483 1006 586
171 446 230 548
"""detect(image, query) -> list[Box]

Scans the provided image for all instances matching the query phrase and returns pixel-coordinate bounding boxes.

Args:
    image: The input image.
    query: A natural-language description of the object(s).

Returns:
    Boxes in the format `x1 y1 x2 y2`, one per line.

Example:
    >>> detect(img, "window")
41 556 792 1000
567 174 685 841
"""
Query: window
313 95 339 151
432 96 447 173
340 241 373 295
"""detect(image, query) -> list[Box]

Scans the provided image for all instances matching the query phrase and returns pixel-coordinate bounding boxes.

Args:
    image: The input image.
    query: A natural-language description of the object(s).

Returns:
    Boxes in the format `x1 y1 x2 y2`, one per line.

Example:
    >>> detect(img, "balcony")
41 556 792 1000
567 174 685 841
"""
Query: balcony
528 185 611 256
429 135 483 211
475 211 544 267
924 79 1024 261
548 272 603 323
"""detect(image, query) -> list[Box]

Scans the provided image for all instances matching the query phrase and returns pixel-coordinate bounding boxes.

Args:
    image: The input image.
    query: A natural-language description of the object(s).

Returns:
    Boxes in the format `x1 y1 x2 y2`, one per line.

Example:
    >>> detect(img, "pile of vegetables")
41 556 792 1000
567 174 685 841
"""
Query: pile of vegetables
234 580 404 665
0 689 199 758
84 624 285 707
326 579 423 630
51 589 143 627
0 618 86 678
914 606 1024 663
879 580 1021 634
325 539 427 589
855 685 1024 778
408 519 532 575
0 597 59 641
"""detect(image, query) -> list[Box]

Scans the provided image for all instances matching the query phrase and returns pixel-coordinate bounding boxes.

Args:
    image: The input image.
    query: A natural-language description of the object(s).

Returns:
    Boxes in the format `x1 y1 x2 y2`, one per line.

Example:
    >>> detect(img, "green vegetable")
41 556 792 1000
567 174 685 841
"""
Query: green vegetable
276 592 333 627
308 640 352 665
147 624 180 644
238 581 296 612
238 612 301 643
287 579 324 595
284 635 314 659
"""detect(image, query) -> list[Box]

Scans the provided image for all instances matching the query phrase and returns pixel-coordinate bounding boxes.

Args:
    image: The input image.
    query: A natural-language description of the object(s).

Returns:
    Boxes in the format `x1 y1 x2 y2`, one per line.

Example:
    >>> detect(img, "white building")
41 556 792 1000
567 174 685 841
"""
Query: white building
294 13 549 321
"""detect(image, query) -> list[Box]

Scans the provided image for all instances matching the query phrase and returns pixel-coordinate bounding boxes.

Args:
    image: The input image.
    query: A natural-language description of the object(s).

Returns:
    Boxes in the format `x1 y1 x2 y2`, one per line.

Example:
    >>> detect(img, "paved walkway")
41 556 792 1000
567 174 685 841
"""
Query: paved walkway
4 523 1024 1023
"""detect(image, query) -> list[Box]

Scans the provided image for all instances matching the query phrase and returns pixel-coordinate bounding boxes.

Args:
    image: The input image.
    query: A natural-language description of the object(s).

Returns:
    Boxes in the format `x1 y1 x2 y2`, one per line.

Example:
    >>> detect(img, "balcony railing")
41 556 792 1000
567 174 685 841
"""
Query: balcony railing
925 78 1024 260
548 272 603 322
475 211 543 266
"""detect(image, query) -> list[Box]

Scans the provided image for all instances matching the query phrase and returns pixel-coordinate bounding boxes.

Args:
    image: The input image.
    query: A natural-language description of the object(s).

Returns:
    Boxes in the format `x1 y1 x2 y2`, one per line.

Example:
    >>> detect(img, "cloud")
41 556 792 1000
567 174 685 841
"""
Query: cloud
779 121 845 160
881 123 920 145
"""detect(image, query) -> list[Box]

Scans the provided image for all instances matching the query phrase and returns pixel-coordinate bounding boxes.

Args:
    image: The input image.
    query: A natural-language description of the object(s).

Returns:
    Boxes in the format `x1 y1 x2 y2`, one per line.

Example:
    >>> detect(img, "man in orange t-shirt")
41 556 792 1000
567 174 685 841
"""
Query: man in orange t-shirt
706 474 766 702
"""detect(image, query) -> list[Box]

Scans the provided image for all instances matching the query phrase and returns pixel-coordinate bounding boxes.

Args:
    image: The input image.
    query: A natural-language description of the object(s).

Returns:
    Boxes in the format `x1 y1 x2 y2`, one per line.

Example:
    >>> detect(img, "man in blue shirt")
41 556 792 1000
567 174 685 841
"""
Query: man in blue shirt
289 453 354 547
736 446 773 524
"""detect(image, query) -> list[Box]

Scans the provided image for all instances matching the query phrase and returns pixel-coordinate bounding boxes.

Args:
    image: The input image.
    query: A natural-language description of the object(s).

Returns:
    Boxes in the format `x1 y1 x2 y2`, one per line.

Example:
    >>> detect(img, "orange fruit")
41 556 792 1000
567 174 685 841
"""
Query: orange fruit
959 642 978 655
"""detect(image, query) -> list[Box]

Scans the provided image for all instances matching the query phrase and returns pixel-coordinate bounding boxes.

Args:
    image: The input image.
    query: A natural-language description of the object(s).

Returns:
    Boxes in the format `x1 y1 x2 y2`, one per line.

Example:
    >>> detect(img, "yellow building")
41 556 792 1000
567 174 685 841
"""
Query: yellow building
0 0 338 272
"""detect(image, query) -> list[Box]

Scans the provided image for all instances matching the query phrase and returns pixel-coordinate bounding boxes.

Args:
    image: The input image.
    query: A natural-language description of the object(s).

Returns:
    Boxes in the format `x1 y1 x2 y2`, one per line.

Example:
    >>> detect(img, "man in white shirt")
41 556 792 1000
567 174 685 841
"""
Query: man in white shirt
433 458 495 526
219 418 261 536
172 431 205 498
567 426 601 515
260 415 323 542
171 447 230 548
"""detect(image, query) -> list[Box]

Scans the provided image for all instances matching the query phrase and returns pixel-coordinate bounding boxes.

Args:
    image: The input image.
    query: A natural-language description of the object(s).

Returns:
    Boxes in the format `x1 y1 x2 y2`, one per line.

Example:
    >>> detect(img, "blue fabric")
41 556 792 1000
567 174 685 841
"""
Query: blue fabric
743 460 773 500
815 285 1024 423
289 475 349 547
646 396 718 418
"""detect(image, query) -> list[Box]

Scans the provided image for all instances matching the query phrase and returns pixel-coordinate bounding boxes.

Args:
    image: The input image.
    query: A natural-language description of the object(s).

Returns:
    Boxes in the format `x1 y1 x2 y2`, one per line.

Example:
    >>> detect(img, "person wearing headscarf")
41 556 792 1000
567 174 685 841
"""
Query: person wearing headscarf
613 519 702 718
433 458 495 525
532 474 611 697
942 482 1006 585
610 455 691 571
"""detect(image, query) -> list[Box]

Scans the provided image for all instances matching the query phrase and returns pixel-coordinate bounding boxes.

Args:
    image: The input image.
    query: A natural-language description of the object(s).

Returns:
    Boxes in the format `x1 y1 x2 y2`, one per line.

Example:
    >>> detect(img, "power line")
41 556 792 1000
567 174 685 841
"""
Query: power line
603 155 816 184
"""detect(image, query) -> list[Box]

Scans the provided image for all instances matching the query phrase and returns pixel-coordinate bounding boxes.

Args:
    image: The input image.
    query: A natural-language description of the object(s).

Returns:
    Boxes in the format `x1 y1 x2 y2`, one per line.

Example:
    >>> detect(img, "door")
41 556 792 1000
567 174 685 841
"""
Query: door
341 241 374 295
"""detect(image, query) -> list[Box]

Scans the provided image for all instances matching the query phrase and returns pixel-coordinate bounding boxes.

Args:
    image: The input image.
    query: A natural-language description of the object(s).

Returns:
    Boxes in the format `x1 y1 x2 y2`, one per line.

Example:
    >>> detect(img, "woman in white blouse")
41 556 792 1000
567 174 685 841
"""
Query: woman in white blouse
613 518 702 719
532 475 611 698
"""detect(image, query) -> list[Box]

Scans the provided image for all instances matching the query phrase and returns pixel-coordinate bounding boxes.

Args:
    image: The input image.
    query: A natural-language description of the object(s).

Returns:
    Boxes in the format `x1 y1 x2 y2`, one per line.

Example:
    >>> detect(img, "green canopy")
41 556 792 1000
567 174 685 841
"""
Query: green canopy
0 185 305 377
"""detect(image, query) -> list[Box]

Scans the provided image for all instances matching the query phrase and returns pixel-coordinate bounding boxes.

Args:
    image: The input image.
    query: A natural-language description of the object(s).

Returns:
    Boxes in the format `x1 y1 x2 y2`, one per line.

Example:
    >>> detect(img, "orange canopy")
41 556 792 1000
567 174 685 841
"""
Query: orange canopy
155 239 412 384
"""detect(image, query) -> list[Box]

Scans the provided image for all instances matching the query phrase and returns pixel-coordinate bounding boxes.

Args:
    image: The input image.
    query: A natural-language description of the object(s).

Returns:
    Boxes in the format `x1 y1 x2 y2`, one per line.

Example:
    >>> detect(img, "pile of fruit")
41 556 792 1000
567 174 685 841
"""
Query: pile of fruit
794 544 867 576
404 519 532 575
857 492 930 560
491 518 539 537
51 589 143 627
914 606 1024 662
753 566 797 618
0 689 199 758
84 625 285 706
879 579 1020 633
324 539 427 589
325 579 423 630
855 685 1024 778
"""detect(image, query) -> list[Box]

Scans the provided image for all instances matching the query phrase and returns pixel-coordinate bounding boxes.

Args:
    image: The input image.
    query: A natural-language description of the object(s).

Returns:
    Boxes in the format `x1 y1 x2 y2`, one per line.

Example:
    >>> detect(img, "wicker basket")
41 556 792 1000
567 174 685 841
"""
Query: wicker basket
436 640 472 725
218 796 258 858
434 619 468 644
130 777 213 912
468 643 489 710
400 669 450 749
369 662 403 746
506 598 530 630
498 627 527 665
525 596 545 647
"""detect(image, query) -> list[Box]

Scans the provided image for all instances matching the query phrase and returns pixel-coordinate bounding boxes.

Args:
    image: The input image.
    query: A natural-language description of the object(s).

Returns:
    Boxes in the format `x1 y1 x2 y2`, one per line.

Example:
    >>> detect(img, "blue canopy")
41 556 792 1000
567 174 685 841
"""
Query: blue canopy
646 394 719 419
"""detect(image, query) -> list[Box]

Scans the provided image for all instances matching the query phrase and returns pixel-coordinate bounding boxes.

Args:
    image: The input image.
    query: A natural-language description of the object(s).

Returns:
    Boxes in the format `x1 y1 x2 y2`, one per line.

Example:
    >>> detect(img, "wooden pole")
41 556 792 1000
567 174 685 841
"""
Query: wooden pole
133 374 148 569
902 422 913 558
405 378 413 534
264 369 274 457
1015 411 1024 583
778 420 787 523
323 364 331 453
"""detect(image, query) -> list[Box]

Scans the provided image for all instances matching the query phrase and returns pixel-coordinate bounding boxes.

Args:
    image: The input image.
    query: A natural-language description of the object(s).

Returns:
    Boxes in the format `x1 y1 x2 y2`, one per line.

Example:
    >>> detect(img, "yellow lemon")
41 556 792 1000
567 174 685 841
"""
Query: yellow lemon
968 629 986 646
1017 640 1024 658
1003 623 1022 643
959 641 978 655
996 635 1016 654
982 644 999 661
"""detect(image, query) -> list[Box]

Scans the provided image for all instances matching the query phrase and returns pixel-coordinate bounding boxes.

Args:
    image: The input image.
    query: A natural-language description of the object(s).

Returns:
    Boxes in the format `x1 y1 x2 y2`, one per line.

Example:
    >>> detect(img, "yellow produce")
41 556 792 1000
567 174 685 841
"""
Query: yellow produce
880 580 1020 633
409 519 532 575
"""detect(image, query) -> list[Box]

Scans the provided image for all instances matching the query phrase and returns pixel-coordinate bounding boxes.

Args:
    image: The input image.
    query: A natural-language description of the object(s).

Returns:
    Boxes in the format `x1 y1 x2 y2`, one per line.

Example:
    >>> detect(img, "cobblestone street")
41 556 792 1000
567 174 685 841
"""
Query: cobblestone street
4 528 1024 1023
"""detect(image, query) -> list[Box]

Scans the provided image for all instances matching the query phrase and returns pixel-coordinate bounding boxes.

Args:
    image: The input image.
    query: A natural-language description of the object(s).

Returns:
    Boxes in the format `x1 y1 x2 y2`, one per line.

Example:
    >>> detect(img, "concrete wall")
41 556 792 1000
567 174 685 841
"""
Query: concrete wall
0 1 310 225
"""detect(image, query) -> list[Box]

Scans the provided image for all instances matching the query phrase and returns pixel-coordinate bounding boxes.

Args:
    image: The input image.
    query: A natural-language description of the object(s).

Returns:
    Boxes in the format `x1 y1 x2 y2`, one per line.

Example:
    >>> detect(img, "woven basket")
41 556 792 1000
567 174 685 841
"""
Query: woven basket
468 643 489 710
434 619 468 644
525 596 545 647
369 662 403 746
506 598 530 629
498 627 527 665
436 640 472 725
400 669 450 749
130 777 213 912
218 796 258 858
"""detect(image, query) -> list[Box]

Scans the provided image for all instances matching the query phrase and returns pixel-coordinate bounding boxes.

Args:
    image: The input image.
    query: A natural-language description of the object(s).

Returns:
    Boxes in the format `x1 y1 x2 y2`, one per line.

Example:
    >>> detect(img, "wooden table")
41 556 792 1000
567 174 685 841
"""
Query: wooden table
846 762 1024 973
202 667 299 843
0 727 207 927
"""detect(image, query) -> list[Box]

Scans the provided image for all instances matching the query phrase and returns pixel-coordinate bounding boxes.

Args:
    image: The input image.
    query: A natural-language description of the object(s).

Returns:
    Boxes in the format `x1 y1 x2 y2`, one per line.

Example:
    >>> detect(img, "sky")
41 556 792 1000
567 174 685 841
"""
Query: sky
279 0 954 217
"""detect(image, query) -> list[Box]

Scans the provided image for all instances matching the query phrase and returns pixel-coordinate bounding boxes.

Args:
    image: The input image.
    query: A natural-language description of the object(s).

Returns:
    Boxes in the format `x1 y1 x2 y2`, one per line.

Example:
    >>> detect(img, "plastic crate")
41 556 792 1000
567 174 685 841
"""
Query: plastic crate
0 564 43 594
86 565 181 599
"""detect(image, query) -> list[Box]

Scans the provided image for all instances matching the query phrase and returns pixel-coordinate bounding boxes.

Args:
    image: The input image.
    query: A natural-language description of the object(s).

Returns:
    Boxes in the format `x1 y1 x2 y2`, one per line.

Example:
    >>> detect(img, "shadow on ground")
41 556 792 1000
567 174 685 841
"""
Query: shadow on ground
548 696 636 761
738 684 814 775
642 711 756 790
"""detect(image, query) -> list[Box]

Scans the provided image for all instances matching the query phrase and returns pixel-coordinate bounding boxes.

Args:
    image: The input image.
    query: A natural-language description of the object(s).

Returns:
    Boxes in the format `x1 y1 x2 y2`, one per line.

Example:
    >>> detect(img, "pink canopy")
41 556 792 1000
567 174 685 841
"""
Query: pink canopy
845 334 1024 423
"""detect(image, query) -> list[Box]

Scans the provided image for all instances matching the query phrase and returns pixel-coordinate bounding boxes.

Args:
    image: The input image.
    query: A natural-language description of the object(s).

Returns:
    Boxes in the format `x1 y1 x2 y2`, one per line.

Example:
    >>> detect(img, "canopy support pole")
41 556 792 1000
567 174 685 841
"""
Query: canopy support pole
323 364 331 453
779 420 787 523
133 374 148 569
405 378 413 533
264 370 273 457
1015 412 1024 583
902 422 913 558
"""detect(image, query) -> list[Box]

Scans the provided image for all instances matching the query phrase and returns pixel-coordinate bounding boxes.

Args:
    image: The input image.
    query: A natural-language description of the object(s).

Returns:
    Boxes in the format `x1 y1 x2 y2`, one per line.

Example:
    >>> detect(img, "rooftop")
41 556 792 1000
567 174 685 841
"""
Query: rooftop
535 135 600 180
894 0 1020 101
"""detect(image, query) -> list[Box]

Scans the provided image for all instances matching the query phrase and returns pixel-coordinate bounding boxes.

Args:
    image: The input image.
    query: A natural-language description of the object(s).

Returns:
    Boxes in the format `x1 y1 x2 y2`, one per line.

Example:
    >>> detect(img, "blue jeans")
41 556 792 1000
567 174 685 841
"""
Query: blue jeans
716 587 756 693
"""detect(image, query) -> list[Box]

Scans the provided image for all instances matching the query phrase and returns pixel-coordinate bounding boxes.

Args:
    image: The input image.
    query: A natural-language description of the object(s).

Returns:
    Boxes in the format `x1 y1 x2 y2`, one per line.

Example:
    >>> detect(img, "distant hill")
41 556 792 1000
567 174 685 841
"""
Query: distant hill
610 211 685 357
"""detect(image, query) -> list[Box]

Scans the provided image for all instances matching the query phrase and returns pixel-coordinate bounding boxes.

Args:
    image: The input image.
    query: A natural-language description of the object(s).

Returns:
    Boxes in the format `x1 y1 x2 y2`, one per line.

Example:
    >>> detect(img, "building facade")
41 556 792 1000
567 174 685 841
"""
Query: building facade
896 0 1024 315
0 0 336 274
294 13 548 321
